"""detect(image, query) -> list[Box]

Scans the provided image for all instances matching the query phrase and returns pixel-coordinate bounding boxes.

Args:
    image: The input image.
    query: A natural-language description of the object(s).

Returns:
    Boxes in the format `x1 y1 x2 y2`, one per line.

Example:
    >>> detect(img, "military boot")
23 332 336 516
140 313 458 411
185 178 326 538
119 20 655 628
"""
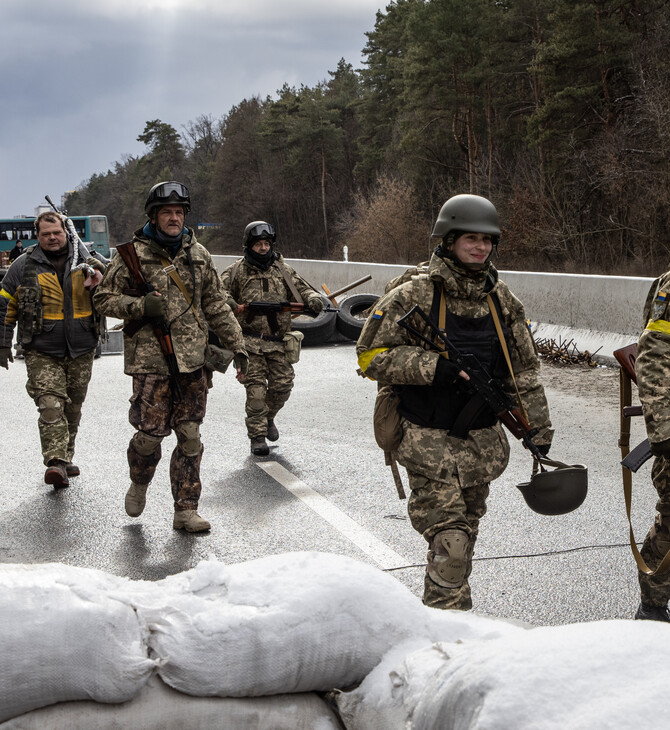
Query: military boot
125 482 149 517
44 460 69 489
267 419 279 442
173 510 211 533
635 602 670 622
251 436 270 455
65 463 80 477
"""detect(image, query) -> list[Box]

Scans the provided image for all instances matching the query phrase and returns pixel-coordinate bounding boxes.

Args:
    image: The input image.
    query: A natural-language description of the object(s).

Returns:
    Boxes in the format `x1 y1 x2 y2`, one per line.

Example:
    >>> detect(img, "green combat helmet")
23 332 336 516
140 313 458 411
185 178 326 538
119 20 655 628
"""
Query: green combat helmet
516 460 588 515
144 181 191 217
431 194 501 240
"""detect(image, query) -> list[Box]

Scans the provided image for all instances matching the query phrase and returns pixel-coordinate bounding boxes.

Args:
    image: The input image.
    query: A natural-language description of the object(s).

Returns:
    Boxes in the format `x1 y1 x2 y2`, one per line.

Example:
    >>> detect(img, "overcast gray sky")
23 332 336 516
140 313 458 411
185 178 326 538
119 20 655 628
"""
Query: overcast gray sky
1 0 383 218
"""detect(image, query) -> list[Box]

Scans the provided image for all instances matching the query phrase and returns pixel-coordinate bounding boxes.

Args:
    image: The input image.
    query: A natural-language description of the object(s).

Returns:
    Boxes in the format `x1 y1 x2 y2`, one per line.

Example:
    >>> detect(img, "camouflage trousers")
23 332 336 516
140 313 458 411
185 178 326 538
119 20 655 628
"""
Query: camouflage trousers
24 349 95 465
243 350 294 439
407 469 489 611
638 455 670 606
127 369 208 511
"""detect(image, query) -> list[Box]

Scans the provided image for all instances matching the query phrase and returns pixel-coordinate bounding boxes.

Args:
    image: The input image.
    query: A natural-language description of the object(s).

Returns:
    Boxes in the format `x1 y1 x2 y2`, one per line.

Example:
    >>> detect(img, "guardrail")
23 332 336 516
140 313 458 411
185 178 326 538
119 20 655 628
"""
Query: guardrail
213 255 655 360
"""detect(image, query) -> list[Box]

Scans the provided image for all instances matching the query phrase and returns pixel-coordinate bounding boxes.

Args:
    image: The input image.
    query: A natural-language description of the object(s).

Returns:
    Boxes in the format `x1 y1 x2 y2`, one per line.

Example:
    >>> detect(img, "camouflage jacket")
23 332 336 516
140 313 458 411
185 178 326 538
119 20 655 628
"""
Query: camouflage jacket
93 228 245 375
356 253 553 484
636 269 670 445
0 241 104 358
220 254 320 354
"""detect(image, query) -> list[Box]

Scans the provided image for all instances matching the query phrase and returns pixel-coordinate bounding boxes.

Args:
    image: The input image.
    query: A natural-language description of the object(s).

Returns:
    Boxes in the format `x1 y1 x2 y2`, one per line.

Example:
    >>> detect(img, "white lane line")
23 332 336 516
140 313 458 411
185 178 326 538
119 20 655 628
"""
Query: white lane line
257 460 407 570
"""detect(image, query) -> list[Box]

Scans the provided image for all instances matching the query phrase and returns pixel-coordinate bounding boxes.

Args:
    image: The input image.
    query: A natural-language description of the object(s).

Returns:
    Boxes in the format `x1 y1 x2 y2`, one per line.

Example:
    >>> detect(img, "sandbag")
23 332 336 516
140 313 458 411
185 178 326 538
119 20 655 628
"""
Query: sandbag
0 675 341 730
135 551 485 697
0 563 157 723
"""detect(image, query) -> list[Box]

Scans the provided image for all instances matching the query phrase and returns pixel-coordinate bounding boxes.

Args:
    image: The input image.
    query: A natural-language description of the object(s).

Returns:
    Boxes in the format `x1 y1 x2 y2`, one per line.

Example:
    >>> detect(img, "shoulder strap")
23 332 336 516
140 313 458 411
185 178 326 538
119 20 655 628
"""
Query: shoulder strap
157 253 206 332
275 259 304 303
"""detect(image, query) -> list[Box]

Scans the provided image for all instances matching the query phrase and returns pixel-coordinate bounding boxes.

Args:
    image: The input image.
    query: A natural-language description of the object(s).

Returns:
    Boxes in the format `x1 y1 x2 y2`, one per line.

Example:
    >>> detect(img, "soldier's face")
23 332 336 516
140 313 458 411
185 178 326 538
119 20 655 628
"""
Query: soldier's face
155 205 185 237
37 220 67 253
251 239 272 254
452 232 492 266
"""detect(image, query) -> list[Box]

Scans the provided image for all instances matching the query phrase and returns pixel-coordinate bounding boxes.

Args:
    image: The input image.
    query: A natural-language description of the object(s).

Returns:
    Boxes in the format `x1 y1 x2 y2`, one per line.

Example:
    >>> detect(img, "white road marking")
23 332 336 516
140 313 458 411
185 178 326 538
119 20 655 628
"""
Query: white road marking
257 460 407 570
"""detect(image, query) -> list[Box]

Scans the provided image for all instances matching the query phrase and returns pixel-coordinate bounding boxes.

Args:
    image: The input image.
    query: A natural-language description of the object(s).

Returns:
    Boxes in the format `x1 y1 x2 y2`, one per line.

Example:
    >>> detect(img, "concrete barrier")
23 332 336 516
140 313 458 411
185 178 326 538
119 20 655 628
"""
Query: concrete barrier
213 255 656 360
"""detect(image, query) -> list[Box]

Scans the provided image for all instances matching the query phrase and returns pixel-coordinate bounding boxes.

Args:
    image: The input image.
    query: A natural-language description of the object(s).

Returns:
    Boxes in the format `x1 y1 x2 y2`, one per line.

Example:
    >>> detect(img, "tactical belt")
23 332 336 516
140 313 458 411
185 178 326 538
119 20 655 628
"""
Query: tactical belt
242 330 283 343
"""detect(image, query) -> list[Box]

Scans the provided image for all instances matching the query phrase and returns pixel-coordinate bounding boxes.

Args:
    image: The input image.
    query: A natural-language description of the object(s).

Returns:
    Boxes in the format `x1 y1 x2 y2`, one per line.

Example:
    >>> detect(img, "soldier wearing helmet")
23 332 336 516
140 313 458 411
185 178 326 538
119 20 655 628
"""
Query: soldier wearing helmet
220 220 324 455
632 267 670 623
357 193 553 611
94 181 248 533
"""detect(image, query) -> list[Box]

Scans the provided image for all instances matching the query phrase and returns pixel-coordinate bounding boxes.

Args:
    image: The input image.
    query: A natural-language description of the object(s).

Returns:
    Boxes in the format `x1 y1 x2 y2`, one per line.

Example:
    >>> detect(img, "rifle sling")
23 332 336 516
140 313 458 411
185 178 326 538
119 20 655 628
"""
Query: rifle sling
157 254 206 333
618 355 670 576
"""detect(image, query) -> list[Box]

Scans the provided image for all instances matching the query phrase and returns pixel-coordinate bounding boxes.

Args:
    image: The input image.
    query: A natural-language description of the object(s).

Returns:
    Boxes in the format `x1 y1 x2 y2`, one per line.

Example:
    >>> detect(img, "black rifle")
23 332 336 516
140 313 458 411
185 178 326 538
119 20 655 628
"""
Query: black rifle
396 305 544 459
614 343 652 472
116 241 183 401
235 300 337 332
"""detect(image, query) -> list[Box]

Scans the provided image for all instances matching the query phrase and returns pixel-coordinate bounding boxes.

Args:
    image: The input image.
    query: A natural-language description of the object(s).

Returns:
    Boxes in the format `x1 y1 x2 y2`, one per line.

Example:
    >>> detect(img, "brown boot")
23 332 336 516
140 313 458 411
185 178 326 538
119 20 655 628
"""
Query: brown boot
65 463 80 477
267 420 279 442
125 482 149 517
250 436 270 455
45 460 69 489
173 509 211 533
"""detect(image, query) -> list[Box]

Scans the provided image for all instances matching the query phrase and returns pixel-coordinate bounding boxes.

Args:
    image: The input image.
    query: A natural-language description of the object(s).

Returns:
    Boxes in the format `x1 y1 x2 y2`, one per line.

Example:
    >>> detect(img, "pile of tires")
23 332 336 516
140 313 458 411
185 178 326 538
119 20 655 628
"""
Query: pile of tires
291 292 379 345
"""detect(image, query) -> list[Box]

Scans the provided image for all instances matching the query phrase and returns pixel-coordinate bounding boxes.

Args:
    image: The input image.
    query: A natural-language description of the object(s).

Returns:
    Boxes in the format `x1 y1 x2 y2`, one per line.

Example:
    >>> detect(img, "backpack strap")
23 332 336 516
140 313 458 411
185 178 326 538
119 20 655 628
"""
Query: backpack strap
274 259 304 303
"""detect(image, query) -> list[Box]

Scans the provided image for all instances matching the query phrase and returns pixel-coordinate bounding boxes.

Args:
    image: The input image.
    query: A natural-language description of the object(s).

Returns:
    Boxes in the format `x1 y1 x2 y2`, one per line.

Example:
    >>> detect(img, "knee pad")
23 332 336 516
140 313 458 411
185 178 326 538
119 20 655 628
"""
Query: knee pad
37 395 65 425
174 421 202 457
132 431 163 456
427 529 470 589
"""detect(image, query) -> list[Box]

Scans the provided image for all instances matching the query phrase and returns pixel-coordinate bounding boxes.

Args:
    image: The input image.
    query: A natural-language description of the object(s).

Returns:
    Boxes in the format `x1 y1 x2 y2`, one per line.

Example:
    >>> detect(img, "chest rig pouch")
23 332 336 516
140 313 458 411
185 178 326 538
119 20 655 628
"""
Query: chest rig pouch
16 251 44 345
397 281 511 434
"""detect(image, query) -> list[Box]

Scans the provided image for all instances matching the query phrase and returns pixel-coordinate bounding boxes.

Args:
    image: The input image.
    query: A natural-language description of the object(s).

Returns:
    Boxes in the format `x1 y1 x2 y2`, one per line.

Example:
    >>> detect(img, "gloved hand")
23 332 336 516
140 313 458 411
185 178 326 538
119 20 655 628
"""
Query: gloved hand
85 256 107 274
143 291 167 319
233 352 249 376
650 438 670 457
0 347 13 370
433 356 463 386
308 295 324 313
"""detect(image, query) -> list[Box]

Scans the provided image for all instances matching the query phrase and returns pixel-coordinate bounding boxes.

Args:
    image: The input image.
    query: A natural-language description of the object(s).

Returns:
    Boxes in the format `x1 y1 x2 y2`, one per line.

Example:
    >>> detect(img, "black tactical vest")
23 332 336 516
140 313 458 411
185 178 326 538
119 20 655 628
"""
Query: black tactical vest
396 286 511 435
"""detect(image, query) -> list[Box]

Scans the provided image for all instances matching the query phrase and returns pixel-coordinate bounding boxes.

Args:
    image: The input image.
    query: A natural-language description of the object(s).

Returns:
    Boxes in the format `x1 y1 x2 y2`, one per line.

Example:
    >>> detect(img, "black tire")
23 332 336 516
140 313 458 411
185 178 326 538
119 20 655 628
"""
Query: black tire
291 293 337 345
335 293 380 341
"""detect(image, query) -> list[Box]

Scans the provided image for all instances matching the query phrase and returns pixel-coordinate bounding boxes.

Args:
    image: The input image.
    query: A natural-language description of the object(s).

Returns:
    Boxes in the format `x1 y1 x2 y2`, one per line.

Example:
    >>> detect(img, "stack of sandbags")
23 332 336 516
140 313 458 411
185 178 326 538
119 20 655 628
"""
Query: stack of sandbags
0 563 157 723
336 619 670 730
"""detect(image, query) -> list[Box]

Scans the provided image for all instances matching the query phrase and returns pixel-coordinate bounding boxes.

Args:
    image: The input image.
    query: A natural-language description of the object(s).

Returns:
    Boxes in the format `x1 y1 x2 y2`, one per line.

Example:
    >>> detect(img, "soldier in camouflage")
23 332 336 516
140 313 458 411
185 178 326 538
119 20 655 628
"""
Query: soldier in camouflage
220 221 324 456
357 194 553 611
0 211 106 488
633 269 670 622
93 182 248 533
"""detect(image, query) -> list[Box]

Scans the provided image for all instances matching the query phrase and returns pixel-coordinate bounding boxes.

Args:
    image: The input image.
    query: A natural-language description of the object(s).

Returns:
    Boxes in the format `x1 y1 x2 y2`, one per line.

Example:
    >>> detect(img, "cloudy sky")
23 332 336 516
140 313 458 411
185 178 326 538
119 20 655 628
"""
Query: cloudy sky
1 0 383 218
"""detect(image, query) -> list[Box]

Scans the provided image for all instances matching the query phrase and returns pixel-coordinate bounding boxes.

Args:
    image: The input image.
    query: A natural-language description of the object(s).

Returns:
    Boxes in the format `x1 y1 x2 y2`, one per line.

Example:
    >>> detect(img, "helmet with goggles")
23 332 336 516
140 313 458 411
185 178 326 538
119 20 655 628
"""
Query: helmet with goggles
243 220 276 248
145 181 191 217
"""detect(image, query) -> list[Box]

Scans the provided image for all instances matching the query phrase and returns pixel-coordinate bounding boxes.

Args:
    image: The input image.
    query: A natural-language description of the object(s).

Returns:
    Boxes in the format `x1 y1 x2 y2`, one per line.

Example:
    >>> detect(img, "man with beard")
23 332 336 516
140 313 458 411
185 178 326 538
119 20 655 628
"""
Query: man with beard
0 211 106 487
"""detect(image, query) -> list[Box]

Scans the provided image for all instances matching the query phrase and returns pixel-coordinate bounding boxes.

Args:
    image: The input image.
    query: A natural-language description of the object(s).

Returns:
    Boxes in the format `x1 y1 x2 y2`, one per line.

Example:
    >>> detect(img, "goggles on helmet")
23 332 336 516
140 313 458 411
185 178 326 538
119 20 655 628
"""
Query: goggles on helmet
247 222 275 241
151 182 189 202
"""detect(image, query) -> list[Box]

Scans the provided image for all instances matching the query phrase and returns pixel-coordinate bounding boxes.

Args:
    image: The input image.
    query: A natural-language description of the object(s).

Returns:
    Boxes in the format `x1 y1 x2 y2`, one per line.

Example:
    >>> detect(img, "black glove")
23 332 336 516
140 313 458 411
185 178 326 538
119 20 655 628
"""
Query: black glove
433 356 462 386
86 256 107 274
233 352 249 376
535 443 551 457
0 347 13 370
650 438 670 458
143 291 167 319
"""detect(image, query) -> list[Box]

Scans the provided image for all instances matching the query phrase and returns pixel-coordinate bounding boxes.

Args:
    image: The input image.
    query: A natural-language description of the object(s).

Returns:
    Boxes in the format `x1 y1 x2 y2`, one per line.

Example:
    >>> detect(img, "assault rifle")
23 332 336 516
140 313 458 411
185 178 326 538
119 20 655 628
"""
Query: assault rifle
614 343 652 472
44 195 96 280
234 301 338 315
396 305 544 460
116 241 183 401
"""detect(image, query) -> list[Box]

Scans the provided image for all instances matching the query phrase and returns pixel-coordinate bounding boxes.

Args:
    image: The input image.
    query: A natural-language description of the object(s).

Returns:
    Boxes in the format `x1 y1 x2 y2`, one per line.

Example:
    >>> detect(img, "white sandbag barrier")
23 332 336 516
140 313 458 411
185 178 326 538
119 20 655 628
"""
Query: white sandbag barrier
3 552 668 728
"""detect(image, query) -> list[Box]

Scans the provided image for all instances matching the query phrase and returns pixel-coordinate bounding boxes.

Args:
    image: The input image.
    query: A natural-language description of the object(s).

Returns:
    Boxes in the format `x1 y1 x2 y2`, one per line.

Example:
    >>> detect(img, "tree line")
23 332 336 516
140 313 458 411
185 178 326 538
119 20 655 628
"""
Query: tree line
66 0 670 275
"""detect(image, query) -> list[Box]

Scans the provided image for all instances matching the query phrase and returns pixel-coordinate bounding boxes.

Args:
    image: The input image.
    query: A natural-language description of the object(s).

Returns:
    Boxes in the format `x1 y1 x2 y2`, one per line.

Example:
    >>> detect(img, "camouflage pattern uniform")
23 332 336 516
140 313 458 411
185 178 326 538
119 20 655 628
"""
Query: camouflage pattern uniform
357 253 552 610
220 255 321 439
93 227 245 512
0 240 103 465
635 270 670 606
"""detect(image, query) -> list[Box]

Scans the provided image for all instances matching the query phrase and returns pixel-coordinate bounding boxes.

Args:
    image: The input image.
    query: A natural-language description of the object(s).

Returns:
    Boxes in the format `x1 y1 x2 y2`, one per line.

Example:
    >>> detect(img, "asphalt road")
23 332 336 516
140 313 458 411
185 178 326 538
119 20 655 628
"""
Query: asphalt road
0 342 653 626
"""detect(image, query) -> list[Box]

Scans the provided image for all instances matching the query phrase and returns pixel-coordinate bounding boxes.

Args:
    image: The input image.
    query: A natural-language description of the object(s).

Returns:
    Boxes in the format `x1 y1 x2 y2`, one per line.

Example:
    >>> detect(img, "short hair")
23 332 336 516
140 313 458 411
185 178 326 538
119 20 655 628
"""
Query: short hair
34 212 65 235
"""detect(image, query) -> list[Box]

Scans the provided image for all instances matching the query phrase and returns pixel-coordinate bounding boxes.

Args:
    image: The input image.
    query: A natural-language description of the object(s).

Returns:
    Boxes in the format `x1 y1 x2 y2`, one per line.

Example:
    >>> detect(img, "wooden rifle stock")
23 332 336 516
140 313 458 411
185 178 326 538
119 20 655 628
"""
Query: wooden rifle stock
116 241 183 400
613 343 638 385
